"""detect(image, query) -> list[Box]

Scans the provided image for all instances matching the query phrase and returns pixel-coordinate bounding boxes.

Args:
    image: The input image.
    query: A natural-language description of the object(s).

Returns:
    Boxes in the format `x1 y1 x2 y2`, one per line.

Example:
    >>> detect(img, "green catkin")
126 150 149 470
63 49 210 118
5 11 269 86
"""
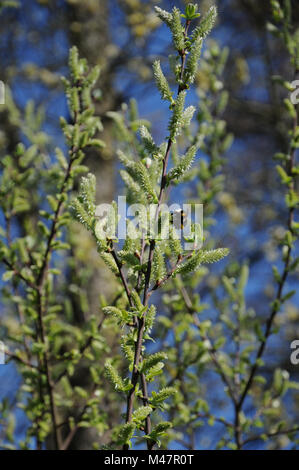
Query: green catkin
170 7 185 52
154 6 172 27
168 145 198 182
184 37 203 84
168 90 186 141
152 60 173 103
191 6 217 41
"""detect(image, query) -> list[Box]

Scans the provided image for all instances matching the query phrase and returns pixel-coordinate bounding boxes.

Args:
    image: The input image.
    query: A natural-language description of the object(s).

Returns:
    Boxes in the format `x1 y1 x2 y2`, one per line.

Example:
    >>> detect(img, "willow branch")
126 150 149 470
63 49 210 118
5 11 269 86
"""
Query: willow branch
123 23 192 448
236 70 298 415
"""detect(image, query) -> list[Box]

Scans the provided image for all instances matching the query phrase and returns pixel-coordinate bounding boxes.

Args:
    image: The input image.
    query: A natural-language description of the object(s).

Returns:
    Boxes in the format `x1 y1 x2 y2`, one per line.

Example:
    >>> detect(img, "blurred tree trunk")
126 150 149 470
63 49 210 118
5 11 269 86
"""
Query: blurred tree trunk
66 0 119 317
59 0 121 449
0 0 121 449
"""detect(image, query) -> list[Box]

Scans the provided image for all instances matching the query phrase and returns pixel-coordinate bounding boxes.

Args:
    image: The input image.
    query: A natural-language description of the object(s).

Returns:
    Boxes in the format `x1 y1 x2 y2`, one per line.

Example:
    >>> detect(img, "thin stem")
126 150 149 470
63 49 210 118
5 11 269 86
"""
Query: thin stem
241 426 299 447
36 288 61 450
178 282 238 406
60 389 97 450
236 70 298 415
140 373 154 450
2 257 36 290
110 249 133 306
123 21 193 449
32 86 84 450
5 350 39 370
36 157 74 288
53 316 105 386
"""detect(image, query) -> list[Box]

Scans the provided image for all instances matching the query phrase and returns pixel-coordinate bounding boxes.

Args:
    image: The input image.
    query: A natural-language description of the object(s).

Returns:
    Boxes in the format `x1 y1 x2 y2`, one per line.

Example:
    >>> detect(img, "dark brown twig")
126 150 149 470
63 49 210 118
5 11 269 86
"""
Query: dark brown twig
123 23 192 450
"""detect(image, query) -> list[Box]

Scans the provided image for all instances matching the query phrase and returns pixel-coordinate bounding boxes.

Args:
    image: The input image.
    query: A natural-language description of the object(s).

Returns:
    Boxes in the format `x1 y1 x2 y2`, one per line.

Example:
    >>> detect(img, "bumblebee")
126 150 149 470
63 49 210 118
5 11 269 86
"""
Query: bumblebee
170 209 187 230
